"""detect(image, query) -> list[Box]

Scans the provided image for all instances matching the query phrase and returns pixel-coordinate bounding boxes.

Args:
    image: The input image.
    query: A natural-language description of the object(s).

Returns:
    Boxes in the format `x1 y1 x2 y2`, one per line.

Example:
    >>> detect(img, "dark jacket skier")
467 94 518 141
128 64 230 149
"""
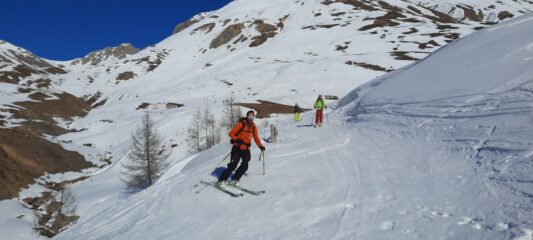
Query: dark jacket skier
293 104 301 122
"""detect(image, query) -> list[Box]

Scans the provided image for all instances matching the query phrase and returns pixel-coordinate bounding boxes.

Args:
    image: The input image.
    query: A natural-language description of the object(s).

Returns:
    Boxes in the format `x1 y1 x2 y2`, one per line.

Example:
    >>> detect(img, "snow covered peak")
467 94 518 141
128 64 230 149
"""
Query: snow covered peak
0 40 66 86
70 43 140 66
164 0 533 58
172 12 214 35
0 40 22 52
0 40 54 68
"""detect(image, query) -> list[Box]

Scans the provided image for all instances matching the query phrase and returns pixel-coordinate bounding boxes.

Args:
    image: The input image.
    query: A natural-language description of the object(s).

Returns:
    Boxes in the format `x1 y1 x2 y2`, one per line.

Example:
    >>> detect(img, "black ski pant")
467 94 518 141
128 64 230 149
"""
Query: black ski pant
218 146 251 182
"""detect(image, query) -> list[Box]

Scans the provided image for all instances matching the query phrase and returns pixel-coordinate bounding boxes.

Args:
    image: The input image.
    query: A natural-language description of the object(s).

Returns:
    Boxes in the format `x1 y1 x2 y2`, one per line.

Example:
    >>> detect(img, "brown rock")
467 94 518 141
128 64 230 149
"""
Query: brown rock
210 23 244 49
116 71 137 81
136 102 151 110
173 18 200 35
498 11 514 21
191 23 216 34
166 102 184 109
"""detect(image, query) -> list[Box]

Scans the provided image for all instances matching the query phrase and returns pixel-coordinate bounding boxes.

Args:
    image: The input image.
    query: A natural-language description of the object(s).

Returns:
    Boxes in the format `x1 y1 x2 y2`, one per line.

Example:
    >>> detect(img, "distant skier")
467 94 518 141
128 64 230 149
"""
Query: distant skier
314 95 327 127
218 110 265 185
293 103 301 122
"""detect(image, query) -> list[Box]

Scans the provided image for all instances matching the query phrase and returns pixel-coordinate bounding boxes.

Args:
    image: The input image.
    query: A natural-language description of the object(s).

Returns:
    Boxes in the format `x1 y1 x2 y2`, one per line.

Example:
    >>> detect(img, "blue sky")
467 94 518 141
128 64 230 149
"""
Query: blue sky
0 0 232 60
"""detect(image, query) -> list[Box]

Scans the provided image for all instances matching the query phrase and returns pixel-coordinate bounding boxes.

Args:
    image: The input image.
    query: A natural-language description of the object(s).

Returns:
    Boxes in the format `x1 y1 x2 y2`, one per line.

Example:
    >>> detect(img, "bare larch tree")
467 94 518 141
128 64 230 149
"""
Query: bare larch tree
187 108 202 152
57 185 77 217
222 94 242 131
188 107 221 152
33 184 79 238
122 113 169 190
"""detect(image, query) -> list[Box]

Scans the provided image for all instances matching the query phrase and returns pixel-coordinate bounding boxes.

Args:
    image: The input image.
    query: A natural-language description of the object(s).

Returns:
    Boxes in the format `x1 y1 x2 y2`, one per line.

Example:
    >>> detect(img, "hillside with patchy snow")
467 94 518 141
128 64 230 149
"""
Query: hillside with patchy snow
3 0 530 167
2 0 532 154
0 0 532 239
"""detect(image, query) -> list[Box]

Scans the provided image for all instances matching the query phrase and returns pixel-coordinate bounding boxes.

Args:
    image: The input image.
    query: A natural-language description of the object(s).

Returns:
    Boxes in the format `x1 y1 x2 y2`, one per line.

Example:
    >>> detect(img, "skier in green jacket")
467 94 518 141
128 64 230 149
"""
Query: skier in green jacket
314 95 327 127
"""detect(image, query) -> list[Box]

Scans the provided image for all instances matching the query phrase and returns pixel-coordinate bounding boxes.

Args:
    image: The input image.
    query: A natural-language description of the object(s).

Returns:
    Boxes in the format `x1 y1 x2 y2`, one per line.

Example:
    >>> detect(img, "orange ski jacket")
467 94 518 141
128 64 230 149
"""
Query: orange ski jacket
229 119 263 150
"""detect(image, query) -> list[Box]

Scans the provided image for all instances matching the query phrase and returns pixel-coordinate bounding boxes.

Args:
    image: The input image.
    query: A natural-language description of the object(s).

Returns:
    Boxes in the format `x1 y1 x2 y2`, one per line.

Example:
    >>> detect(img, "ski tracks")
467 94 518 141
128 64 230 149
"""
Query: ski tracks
314 130 363 240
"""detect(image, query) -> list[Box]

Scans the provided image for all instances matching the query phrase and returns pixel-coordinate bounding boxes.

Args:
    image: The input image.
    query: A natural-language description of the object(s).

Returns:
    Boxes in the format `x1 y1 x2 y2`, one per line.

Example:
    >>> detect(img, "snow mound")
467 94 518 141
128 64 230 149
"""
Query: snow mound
337 13 533 239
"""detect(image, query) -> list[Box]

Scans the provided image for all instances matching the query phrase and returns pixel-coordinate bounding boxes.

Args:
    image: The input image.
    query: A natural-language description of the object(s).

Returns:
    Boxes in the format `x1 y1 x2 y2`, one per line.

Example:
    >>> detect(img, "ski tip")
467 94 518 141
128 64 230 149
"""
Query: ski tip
230 192 245 198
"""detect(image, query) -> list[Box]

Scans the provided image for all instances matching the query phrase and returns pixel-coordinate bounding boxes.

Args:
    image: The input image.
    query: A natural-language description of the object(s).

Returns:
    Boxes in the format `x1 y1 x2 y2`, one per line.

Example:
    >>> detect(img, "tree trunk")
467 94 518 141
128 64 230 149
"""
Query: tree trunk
145 119 152 186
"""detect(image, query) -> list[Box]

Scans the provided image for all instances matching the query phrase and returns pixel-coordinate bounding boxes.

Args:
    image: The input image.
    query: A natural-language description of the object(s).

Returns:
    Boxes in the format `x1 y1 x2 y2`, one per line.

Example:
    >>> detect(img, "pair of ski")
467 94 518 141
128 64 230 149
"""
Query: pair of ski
200 181 265 198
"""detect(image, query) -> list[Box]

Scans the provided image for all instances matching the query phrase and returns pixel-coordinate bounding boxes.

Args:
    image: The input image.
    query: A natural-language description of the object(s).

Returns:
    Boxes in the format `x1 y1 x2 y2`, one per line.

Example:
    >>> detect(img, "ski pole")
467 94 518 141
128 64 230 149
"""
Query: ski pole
204 150 231 179
261 151 266 176
326 109 329 123
194 150 231 192
214 151 232 171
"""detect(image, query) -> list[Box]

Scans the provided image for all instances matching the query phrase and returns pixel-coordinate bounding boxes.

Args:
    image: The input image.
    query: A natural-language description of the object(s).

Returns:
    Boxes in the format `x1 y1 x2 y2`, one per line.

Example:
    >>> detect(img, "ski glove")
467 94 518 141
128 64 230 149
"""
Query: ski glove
259 146 265 152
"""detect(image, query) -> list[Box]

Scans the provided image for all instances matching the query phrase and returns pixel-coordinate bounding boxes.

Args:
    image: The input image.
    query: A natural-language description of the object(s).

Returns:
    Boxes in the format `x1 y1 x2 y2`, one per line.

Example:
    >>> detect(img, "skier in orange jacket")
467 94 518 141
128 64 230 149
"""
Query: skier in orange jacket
218 110 265 185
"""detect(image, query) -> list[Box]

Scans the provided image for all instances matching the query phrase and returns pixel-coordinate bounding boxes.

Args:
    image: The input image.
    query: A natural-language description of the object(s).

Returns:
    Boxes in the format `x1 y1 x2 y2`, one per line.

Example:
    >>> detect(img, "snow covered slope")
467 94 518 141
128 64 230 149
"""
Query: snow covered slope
2 0 532 150
1 0 533 239
43 0 533 166
52 0 533 104
55 13 533 240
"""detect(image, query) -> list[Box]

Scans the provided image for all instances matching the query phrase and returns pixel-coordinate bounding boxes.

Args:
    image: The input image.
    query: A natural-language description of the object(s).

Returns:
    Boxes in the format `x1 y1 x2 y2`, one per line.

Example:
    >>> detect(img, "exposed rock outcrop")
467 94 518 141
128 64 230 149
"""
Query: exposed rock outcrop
210 23 245 49
71 43 140 65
